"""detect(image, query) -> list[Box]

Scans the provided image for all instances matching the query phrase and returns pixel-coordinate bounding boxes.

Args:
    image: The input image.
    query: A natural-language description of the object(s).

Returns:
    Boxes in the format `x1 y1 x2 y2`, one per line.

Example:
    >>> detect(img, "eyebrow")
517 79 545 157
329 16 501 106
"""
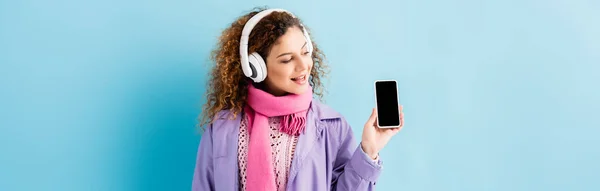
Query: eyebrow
276 42 308 58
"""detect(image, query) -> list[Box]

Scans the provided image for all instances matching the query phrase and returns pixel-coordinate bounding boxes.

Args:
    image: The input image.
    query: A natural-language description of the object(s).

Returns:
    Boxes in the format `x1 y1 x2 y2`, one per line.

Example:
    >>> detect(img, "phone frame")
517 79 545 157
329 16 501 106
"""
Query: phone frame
374 79 401 128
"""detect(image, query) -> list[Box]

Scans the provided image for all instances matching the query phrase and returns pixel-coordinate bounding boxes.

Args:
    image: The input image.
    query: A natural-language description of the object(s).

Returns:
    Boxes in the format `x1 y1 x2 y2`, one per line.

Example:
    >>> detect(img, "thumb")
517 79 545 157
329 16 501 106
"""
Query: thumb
367 108 377 125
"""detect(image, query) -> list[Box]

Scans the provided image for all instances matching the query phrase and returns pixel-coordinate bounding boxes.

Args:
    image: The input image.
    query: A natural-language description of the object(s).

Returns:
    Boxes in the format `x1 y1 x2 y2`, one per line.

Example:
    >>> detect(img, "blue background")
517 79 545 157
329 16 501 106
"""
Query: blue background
1 0 599 190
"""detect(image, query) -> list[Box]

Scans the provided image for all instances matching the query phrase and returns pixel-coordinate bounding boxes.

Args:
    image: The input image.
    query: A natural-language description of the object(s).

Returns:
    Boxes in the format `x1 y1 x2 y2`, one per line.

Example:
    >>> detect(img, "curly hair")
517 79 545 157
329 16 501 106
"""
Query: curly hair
198 7 330 129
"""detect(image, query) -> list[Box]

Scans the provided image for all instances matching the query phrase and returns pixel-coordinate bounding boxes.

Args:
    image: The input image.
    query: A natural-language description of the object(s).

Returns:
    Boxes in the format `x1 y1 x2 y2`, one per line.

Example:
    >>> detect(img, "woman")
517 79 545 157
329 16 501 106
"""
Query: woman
192 7 404 191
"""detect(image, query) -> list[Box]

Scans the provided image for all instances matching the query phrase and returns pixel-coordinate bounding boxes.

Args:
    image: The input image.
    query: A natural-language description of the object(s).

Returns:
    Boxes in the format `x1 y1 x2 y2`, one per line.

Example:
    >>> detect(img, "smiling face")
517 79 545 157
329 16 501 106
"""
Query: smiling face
262 26 313 96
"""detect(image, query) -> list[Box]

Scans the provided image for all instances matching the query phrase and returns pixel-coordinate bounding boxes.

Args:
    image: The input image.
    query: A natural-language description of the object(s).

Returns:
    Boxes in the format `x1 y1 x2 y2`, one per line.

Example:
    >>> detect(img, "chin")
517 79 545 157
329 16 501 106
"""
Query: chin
286 84 310 95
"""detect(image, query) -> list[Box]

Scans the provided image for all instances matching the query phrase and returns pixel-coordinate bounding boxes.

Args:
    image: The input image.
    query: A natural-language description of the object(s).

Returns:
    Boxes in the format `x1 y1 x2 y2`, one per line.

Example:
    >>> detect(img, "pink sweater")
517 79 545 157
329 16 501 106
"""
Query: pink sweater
237 113 299 191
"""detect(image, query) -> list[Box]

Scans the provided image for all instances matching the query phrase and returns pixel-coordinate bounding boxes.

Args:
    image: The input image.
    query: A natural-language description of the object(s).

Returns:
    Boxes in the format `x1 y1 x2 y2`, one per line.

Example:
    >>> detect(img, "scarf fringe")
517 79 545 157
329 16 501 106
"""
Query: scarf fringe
280 111 307 136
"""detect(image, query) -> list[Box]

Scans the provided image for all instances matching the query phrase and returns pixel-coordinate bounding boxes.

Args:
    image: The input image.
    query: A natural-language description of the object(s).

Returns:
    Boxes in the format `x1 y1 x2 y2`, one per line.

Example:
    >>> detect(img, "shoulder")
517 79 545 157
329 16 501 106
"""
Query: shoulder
310 99 343 121
310 99 353 133
202 109 242 135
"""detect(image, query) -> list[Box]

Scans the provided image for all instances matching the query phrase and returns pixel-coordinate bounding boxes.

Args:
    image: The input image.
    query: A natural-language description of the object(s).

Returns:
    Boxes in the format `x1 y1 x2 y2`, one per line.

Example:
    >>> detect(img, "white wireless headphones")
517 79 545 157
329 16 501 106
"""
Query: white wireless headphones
239 8 314 83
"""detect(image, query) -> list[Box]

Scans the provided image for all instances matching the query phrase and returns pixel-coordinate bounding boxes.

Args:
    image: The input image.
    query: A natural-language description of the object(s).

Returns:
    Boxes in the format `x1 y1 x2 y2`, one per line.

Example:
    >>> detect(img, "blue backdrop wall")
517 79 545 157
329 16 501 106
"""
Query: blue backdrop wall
1 0 599 190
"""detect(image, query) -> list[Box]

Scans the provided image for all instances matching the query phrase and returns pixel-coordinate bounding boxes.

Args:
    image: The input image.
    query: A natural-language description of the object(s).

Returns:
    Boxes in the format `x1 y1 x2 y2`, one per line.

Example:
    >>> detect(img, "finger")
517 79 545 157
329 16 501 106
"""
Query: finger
381 127 401 136
399 105 404 127
400 112 404 127
367 108 377 125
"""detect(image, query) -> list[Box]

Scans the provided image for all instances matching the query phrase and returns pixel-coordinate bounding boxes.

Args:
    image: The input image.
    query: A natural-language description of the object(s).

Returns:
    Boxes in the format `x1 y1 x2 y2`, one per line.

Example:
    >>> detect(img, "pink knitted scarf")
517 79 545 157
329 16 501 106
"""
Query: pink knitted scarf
243 84 312 191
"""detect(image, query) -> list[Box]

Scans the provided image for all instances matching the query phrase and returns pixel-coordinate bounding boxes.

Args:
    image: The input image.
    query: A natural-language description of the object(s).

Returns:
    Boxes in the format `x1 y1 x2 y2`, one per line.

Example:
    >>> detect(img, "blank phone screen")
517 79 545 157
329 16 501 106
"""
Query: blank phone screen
375 81 400 127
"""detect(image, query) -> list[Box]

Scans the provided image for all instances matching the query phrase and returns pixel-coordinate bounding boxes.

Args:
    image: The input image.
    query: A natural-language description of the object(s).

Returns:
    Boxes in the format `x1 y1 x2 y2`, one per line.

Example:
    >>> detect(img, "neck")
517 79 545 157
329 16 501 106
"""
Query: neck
256 83 288 97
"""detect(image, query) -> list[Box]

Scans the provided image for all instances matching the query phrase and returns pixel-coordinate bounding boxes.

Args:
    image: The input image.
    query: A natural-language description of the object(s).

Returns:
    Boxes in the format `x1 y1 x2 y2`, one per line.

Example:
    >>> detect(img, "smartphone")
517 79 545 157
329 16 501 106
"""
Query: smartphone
374 80 401 128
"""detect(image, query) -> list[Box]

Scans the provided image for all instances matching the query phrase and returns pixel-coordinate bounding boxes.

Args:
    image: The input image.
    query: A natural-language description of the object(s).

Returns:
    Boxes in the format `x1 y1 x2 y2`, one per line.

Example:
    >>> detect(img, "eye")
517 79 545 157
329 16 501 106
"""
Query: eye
302 51 310 55
281 57 292 64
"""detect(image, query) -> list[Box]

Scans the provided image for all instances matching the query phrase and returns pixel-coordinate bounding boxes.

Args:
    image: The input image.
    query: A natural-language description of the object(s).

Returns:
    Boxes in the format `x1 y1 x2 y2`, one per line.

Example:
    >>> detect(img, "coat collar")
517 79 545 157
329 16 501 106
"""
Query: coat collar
310 98 343 121
287 99 342 186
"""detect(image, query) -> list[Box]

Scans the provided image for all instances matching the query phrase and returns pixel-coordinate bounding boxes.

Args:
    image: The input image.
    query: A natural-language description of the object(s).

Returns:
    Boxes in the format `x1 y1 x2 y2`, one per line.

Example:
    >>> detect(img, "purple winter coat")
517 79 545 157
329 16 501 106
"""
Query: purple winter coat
192 99 383 190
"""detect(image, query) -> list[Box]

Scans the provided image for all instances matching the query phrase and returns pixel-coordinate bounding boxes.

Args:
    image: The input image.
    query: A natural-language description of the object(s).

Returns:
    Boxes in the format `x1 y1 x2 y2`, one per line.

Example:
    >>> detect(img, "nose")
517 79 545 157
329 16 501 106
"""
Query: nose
295 56 310 72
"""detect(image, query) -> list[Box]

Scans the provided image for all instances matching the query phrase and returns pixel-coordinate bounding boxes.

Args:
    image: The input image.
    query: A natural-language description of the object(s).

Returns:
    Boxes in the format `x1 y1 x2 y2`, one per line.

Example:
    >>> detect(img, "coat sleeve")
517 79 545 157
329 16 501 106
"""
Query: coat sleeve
191 123 215 191
330 117 383 191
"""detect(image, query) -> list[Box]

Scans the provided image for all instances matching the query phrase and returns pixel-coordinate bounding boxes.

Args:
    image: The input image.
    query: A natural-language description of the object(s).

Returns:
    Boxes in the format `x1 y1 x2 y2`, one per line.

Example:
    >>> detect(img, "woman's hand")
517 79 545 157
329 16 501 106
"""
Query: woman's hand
361 105 404 159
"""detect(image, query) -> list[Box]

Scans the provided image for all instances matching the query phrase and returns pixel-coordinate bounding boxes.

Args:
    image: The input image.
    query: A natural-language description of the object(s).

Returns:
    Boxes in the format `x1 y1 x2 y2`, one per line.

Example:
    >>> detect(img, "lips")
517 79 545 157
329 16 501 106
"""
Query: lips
291 75 306 81
291 74 308 84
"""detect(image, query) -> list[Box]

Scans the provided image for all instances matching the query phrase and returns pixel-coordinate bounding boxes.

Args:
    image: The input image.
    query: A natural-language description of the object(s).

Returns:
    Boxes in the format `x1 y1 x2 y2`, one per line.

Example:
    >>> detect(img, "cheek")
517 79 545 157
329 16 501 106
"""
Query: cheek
268 65 291 81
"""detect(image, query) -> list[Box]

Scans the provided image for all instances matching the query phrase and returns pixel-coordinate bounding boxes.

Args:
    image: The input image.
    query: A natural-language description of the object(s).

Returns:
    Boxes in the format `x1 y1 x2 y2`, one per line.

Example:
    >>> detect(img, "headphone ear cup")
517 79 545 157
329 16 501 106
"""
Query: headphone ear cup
248 52 267 82
302 29 313 53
